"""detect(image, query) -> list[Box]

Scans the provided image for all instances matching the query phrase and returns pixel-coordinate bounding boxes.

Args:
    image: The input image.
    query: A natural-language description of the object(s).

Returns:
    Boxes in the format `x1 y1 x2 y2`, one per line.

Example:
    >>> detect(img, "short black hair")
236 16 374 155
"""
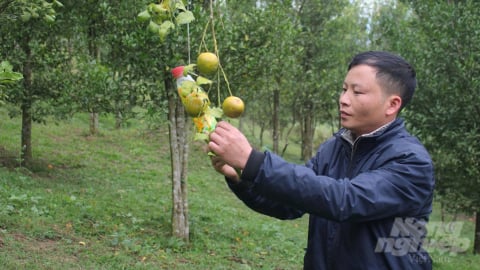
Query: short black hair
348 51 416 111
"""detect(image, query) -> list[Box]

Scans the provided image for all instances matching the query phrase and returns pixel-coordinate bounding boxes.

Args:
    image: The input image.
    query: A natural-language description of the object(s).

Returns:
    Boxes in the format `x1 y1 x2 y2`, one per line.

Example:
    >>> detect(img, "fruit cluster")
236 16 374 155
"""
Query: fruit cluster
172 52 244 141
195 52 245 119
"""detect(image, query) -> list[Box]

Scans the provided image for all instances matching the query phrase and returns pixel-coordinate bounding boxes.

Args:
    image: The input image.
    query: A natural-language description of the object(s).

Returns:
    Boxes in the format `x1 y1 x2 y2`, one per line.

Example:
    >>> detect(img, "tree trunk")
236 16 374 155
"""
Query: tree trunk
250 118 256 139
114 71 123 130
87 17 101 136
281 122 296 157
474 212 480 254
89 112 99 135
166 73 189 241
301 102 315 161
115 110 122 129
20 102 32 167
272 89 280 153
259 125 265 149
20 37 33 167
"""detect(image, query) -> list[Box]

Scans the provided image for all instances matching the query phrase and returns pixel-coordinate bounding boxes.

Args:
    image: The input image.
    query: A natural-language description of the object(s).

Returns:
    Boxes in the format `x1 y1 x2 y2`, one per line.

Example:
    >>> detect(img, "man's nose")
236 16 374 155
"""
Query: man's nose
339 91 350 106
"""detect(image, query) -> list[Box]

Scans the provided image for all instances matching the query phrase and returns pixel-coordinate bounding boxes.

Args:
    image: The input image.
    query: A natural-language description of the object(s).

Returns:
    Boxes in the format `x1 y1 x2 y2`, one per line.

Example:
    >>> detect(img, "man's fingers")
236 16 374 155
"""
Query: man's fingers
208 136 222 156
208 128 227 156
215 120 231 130
209 130 220 143
214 121 235 135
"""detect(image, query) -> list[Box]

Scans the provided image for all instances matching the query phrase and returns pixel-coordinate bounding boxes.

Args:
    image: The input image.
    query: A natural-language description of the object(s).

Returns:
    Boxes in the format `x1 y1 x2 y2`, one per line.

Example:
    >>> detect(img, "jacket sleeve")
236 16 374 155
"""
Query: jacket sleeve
227 180 306 220
226 150 305 220
241 145 435 222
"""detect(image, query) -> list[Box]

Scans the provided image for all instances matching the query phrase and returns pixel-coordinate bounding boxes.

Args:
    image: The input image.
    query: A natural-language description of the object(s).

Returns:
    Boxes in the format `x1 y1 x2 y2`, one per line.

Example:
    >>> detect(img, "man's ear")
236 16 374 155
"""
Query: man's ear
386 95 402 116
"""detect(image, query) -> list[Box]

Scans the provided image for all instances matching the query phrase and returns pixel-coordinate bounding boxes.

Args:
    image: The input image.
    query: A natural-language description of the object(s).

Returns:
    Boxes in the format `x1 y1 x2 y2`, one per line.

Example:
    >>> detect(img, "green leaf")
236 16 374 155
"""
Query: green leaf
196 76 212 86
0 61 23 84
44 14 55 23
158 20 175 41
152 4 168 13
147 20 160 34
0 73 23 83
175 11 194 25
20 12 31 22
175 1 187 11
137 10 151 22
53 0 64 8
0 61 14 72
194 132 209 142
184 64 196 75
208 107 224 119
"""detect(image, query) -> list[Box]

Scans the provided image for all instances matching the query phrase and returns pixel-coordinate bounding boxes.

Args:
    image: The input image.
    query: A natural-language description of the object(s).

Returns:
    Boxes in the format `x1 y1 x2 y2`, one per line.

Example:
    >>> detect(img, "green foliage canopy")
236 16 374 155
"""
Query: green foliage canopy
371 0 480 214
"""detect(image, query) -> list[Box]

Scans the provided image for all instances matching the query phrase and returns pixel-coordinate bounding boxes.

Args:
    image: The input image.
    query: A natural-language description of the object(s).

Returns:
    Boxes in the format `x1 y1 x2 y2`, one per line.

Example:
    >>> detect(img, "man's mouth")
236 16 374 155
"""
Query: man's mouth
340 111 351 117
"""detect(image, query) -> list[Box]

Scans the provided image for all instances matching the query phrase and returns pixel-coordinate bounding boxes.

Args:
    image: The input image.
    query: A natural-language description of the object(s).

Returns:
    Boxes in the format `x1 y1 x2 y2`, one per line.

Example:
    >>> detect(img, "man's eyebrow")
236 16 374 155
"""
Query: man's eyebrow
343 82 363 88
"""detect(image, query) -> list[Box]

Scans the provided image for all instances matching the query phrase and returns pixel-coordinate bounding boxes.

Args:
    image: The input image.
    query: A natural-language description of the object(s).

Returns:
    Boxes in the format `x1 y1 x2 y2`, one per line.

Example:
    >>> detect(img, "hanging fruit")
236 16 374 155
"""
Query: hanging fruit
222 96 245 118
196 52 219 76
184 91 210 117
145 0 247 142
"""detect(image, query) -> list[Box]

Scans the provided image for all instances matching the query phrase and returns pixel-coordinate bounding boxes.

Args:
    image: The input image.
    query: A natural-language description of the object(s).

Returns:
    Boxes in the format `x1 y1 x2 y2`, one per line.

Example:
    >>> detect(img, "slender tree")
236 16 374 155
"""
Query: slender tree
0 0 64 167
137 0 195 241
296 0 368 160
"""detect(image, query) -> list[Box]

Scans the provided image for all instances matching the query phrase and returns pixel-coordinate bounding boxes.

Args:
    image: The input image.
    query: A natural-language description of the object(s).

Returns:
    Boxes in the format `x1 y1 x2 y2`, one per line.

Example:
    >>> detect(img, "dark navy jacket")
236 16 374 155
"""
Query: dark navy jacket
228 118 435 269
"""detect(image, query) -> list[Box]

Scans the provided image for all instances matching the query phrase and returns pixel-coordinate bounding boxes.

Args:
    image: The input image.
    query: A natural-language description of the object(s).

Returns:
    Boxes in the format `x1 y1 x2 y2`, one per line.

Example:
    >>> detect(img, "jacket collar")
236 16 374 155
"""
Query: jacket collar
339 118 402 146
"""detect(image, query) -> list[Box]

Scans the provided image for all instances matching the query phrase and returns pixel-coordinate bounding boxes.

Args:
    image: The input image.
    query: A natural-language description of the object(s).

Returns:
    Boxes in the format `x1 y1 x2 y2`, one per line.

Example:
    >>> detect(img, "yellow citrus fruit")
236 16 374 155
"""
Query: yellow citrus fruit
184 91 210 117
196 52 219 75
222 96 244 118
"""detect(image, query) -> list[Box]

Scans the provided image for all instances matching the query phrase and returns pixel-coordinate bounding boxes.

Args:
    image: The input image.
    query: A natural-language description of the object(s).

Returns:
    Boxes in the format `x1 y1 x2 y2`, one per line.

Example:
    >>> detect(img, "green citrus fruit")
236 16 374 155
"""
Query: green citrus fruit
184 91 210 117
197 52 219 75
222 96 244 118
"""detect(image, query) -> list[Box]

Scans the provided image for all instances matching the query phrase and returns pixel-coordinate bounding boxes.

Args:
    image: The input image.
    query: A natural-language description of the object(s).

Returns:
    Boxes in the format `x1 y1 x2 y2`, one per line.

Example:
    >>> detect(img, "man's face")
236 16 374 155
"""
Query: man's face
339 64 398 137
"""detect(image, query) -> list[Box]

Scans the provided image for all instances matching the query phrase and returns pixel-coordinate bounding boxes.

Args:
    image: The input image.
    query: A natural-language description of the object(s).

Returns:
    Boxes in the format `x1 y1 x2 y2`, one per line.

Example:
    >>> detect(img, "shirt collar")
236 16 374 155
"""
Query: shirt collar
341 119 396 145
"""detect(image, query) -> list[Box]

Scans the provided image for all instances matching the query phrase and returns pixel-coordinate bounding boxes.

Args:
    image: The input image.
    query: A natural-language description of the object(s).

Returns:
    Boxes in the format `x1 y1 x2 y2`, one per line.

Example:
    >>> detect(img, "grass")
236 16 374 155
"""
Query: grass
0 109 307 269
0 107 478 269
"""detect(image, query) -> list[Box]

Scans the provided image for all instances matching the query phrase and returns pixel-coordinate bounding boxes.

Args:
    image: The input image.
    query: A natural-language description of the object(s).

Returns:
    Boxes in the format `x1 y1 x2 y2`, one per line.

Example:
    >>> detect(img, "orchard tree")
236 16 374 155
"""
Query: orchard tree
102 1 153 129
406 0 480 255
370 0 480 254
296 0 368 160
57 0 153 133
248 2 301 154
59 0 117 135
214 2 273 147
217 1 303 153
0 0 64 167
137 0 195 242
211 0 369 161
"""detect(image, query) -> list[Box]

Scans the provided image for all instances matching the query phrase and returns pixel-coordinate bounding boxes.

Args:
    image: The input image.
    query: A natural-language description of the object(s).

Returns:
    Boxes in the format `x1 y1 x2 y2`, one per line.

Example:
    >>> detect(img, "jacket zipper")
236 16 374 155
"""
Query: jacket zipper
346 137 361 178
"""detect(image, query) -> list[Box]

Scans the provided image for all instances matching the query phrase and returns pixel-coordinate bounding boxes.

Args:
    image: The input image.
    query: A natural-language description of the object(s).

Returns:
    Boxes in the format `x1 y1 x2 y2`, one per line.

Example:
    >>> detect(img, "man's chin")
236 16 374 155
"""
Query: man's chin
340 121 359 134
340 120 352 130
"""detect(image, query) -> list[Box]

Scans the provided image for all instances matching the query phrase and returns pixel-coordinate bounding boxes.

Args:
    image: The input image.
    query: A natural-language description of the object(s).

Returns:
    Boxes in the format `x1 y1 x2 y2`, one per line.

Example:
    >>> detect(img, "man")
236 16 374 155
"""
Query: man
208 51 435 269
